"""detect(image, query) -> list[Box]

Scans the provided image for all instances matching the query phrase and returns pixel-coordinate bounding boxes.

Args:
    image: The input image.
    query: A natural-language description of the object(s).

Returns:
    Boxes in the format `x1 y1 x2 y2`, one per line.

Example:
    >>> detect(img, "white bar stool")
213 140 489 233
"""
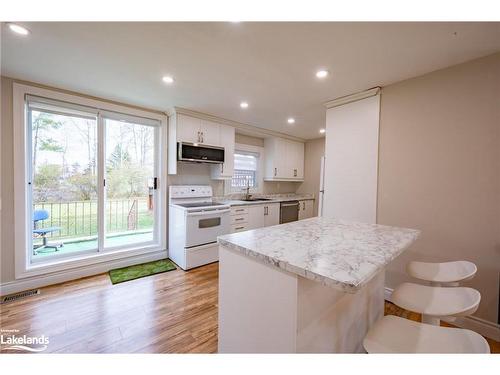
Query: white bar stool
391 282 481 325
363 315 490 353
407 260 477 286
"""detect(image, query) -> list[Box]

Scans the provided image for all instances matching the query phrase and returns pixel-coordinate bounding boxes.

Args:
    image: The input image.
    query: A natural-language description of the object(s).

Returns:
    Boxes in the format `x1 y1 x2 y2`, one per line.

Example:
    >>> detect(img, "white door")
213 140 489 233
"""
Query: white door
264 203 280 227
177 114 201 143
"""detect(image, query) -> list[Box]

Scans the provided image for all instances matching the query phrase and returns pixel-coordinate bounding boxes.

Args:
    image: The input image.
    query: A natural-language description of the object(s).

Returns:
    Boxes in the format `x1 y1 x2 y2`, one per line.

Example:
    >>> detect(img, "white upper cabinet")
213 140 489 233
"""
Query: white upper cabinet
176 114 202 144
211 124 235 180
264 137 304 181
168 111 236 177
176 114 220 145
200 120 220 146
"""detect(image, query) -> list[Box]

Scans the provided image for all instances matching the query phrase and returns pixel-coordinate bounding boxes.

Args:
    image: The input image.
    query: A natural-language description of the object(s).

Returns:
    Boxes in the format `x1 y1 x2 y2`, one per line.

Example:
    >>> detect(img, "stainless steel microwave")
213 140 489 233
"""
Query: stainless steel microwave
177 142 225 164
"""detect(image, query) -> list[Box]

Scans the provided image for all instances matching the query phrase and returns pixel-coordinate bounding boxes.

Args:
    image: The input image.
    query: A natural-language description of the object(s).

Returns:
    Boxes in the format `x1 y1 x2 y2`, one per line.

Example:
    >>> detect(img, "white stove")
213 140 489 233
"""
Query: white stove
168 185 230 270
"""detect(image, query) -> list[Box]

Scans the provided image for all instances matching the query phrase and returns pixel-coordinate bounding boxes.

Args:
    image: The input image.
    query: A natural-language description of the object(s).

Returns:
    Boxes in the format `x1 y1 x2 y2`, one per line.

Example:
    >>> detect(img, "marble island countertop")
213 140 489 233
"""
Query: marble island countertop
215 194 315 207
218 217 420 293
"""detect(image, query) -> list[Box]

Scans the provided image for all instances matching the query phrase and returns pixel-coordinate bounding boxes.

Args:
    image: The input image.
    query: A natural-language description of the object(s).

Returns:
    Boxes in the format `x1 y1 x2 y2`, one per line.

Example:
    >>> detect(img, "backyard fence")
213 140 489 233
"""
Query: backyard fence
33 198 153 240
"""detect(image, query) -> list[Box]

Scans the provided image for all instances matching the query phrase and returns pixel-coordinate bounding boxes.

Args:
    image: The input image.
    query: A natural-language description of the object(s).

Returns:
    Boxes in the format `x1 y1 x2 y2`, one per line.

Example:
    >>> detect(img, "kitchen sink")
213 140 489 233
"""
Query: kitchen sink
238 198 273 202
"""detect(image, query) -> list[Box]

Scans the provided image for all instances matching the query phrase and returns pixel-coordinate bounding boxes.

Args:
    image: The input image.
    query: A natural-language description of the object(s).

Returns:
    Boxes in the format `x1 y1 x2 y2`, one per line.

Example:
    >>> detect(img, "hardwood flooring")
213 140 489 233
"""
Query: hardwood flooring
0 262 498 353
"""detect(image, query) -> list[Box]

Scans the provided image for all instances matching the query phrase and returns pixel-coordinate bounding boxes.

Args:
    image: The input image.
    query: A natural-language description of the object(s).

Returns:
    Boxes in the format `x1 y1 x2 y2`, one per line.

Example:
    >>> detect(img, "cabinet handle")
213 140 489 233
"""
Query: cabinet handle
264 206 268 215
201 131 204 143
235 226 245 230
303 202 305 210
294 169 297 177
235 218 244 221
197 131 201 143
221 164 224 173
274 168 277 177
236 209 245 212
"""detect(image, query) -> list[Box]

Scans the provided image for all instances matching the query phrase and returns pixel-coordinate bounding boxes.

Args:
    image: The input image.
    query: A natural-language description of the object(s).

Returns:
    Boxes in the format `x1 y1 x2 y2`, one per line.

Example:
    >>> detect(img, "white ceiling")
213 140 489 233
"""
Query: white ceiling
2 22 500 139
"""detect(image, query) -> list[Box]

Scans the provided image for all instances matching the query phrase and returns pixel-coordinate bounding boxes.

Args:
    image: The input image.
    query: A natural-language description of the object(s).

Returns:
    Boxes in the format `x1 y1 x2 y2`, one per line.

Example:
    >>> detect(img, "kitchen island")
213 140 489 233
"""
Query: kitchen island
217 217 420 353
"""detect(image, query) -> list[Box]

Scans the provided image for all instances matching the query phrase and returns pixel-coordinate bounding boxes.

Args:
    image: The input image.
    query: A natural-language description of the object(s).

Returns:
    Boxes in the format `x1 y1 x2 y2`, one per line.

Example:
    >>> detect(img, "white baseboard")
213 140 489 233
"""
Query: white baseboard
384 287 500 342
0 250 168 296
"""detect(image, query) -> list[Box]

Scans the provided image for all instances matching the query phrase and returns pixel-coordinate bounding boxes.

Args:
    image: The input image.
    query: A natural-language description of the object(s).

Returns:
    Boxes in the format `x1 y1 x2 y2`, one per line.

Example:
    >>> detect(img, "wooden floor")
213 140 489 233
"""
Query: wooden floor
1 262 498 353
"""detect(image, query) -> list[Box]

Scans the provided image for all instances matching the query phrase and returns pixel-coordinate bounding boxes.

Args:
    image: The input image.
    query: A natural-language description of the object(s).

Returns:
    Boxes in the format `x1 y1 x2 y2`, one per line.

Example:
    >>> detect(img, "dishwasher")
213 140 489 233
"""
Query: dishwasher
280 201 299 224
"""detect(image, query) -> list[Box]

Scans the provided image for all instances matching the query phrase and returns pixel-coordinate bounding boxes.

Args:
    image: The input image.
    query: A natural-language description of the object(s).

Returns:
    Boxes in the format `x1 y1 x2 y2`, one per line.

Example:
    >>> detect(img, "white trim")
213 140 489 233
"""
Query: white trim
384 287 500 341
13 82 168 280
171 106 305 142
323 87 381 109
0 250 168 297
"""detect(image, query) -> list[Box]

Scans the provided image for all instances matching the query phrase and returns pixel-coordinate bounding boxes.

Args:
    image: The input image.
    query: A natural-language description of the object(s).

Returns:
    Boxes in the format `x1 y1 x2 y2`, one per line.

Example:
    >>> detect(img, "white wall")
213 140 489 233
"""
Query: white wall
378 52 500 324
323 95 380 223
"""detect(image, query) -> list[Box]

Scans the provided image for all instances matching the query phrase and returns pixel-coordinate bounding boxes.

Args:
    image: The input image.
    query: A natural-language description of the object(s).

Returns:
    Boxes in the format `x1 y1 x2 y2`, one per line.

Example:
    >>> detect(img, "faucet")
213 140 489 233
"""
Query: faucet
243 178 252 200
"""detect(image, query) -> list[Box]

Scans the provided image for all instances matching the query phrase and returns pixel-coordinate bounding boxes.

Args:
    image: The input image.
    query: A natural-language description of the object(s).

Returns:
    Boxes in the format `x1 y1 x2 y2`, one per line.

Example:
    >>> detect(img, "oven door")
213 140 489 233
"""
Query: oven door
185 209 231 248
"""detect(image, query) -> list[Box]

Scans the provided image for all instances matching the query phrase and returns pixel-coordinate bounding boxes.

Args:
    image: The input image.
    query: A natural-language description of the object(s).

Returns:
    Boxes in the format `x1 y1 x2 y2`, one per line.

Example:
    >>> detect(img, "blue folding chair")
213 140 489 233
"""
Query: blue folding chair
33 209 63 255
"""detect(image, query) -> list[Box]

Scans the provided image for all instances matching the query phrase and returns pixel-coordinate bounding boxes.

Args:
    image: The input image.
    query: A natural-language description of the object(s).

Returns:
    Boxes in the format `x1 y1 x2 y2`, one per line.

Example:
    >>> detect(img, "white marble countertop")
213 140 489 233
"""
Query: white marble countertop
218 217 420 293
216 194 315 207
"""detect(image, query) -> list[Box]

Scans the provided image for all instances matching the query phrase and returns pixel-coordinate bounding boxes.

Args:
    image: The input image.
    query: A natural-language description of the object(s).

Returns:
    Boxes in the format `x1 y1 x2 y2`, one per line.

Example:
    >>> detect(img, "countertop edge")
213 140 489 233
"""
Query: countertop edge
218 226 420 294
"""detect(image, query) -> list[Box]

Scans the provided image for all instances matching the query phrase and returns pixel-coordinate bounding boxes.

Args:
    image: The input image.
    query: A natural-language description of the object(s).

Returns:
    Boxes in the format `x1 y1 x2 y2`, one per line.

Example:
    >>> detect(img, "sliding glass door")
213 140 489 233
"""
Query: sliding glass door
104 118 157 249
29 101 99 259
27 96 161 263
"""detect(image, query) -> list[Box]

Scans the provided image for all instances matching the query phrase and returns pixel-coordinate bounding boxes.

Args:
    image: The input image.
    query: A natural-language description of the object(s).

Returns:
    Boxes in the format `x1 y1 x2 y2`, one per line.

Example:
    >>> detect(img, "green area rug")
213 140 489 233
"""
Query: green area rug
109 259 176 284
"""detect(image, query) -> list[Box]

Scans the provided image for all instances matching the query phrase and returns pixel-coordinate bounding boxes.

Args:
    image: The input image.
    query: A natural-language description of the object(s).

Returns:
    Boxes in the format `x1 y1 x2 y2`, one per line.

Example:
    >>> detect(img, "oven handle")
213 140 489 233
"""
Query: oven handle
281 202 299 207
186 209 231 217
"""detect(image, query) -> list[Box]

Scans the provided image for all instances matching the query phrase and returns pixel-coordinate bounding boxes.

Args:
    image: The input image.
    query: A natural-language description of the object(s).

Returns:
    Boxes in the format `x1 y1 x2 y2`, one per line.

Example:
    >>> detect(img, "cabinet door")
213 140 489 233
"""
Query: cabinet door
294 142 305 179
298 200 314 220
287 140 304 179
200 120 220 146
247 205 265 230
211 125 235 179
264 203 280 227
177 114 201 143
275 138 289 178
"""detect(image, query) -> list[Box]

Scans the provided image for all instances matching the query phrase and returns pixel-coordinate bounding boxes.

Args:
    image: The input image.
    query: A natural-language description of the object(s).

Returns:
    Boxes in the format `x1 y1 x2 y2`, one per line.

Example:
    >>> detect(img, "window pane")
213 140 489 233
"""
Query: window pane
31 110 98 258
232 170 256 188
232 151 258 188
104 119 155 247
234 152 258 170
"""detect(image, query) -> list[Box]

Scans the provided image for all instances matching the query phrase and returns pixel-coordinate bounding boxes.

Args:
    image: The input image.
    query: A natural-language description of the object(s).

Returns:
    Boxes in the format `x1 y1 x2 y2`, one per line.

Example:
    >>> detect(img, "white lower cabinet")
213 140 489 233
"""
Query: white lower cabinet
230 203 278 233
263 203 280 227
298 200 314 220
247 205 265 230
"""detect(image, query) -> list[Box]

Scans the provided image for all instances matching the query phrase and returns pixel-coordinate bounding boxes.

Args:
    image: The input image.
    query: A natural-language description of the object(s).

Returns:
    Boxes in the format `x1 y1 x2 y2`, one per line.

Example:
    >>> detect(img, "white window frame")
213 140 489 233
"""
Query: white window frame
226 143 264 194
13 83 168 279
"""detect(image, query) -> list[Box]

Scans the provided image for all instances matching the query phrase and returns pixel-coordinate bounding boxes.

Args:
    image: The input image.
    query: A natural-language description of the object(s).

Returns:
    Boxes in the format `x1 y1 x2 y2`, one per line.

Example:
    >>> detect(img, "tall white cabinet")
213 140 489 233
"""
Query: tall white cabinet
323 93 380 223
264 137 304 181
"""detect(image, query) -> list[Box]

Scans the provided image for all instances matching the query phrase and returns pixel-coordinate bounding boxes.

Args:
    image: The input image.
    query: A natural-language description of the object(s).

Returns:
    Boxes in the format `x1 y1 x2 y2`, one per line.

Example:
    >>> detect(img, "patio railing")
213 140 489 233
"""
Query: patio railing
33 198 153 240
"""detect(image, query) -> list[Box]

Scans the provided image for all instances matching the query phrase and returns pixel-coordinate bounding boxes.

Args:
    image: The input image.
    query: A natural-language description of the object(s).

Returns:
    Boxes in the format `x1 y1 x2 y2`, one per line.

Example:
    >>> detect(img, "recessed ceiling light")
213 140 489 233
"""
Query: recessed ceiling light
240 101 249 109
319 128 326 134
287 118 295 124
162 76 174 84
316 70 329 79
8 23 30 36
